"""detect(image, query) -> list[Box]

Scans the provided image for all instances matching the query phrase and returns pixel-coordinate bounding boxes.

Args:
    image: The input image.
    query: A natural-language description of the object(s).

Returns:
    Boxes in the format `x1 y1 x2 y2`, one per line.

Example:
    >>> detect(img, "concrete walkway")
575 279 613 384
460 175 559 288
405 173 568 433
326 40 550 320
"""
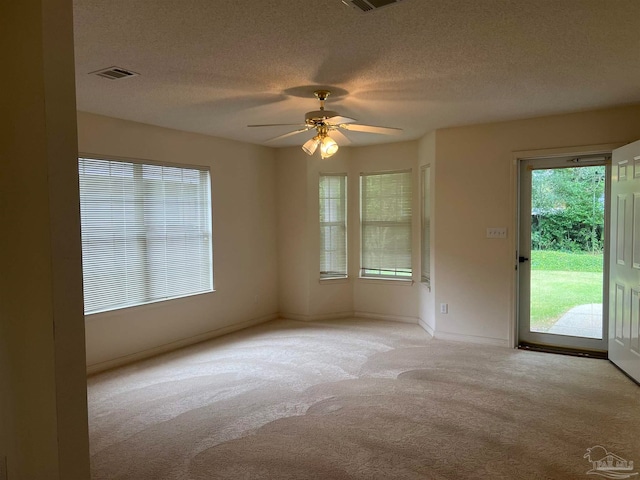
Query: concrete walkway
547 303 603 339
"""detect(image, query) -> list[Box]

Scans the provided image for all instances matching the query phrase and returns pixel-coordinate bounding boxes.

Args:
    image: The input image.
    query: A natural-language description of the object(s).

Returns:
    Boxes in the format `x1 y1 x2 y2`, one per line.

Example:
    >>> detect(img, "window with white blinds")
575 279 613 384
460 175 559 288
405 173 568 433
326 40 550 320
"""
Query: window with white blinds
360 170 412 279
421 165 431 285
319 174 347 278
78 157 213 314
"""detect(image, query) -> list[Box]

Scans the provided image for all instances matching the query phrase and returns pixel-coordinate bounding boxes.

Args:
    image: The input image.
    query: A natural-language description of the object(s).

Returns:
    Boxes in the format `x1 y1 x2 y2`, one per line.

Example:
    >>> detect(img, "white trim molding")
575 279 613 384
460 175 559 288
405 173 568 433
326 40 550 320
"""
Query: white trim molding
354 311 419 324
434 330 510 347
279 311 354 322
418 317 435 337
511 143 620 349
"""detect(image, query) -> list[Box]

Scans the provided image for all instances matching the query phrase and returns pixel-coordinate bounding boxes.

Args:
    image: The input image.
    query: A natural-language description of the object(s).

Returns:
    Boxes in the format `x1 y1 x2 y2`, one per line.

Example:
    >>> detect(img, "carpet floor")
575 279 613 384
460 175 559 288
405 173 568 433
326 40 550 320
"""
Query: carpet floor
88 318 640 479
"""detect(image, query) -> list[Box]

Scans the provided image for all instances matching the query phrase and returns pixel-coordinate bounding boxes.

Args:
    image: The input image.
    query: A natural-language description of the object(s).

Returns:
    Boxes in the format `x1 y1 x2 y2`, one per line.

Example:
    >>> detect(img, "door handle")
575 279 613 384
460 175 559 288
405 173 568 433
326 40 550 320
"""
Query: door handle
519 256 529 263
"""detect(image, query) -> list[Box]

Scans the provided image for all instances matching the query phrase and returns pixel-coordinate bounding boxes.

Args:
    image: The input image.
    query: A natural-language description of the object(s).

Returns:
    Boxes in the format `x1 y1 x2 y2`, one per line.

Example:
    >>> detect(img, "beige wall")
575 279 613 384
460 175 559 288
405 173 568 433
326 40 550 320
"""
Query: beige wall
350 143 421 321
276 148 313 317
277 141 422 323
77 113 279 370
276 105 640 343
306 148 356 319
79 105 640 367
277 146 355 320
433 105 640 345
418 131 436 334
1 0 91 478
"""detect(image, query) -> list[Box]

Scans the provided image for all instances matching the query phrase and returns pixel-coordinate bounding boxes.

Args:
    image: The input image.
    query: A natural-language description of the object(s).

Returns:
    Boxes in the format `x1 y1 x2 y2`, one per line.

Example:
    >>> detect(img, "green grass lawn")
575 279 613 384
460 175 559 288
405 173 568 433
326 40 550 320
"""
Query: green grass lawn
530 250 603 272
530 251 603 332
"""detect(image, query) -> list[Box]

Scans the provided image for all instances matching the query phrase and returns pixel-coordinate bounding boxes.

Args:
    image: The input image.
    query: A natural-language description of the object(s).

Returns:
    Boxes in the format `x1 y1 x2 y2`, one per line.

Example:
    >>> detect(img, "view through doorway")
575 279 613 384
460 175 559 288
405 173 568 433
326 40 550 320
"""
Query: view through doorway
518 155 609 353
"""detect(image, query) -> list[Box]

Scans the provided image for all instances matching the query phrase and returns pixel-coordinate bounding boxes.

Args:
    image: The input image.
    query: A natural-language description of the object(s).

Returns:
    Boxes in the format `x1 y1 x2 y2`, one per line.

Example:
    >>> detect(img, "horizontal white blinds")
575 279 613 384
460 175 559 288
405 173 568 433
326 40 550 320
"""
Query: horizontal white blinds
361 170 412 278
320 174 347 278
78 157 213 314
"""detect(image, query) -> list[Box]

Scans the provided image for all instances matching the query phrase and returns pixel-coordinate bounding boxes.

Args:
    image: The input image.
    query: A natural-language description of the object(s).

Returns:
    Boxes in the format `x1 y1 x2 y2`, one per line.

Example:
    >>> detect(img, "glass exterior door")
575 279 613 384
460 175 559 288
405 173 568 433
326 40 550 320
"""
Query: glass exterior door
518 155 609 352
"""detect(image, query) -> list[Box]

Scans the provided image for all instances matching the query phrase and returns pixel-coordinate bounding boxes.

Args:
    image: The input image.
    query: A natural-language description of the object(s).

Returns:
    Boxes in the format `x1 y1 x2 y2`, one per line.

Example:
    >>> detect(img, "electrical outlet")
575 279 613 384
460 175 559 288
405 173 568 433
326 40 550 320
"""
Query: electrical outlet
486 227 507 239
440 303 448 314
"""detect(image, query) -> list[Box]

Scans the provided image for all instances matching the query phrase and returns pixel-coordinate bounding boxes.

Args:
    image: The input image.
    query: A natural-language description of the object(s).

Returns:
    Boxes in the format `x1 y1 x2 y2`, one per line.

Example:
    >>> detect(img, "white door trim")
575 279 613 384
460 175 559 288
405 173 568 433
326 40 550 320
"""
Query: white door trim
510 143 625 348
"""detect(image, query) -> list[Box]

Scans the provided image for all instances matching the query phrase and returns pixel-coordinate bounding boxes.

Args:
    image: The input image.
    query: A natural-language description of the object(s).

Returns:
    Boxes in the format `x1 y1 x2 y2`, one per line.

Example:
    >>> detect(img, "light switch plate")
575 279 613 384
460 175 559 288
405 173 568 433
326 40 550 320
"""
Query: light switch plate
486 227 507 239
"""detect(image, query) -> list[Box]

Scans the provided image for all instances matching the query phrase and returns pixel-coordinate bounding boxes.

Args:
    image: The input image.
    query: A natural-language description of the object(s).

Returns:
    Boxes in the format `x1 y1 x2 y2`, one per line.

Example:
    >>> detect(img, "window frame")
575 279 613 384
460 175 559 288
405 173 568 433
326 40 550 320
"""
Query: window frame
421 164 431 286
319 173 348 280
359 169 413 280
78 152 215 316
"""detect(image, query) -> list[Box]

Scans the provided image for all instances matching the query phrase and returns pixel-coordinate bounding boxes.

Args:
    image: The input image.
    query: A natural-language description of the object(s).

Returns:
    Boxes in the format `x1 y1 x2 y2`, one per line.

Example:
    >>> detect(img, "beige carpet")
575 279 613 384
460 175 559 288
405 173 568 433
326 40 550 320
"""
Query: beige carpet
88 318 640 479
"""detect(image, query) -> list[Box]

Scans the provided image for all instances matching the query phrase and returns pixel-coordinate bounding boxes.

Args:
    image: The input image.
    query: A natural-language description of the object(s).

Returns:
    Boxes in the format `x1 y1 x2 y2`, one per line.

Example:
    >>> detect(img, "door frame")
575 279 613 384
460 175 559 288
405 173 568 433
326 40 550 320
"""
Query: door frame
518 155 610 351
509 143 626 349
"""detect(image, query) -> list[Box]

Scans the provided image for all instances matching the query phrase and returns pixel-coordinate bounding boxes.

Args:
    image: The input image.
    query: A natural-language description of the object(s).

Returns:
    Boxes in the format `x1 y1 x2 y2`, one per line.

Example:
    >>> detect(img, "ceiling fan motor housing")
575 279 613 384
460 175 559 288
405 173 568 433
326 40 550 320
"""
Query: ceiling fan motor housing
305 110 339 125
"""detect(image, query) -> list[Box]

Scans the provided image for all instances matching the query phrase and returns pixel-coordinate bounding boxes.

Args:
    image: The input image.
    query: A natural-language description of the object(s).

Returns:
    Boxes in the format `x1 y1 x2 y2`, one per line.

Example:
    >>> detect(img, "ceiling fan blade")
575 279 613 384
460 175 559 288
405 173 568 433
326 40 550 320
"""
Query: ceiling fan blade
248 123 307 128
341 123 403 135
326 115 358 125
330 129 351 146
266 127 313 142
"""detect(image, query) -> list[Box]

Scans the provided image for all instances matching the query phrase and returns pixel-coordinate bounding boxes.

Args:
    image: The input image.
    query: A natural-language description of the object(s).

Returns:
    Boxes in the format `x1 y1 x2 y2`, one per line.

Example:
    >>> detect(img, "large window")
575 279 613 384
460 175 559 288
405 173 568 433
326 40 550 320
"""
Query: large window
421 165 431 285
319 174 347 278
360 170 412 279
78 157 213 314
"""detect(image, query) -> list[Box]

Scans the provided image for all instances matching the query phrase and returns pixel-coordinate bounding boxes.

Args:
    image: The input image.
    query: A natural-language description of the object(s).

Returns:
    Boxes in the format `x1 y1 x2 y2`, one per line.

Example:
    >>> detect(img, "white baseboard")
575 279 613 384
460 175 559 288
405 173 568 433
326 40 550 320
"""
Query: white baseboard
418 318 435 337
434 330 509 347
280 311 420 325
354 311 419 324
86 313 278 375
280 311 354 322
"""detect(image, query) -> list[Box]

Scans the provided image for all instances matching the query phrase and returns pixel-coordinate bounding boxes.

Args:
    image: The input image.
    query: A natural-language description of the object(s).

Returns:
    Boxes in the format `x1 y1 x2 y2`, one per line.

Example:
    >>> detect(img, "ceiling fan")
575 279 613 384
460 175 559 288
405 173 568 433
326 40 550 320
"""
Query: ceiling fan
248 90 402 159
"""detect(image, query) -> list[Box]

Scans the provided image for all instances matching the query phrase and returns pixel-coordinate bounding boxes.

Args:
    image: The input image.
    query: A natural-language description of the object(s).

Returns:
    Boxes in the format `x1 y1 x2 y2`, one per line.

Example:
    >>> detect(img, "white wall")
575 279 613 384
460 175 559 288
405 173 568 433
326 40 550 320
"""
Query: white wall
432 105 640 346
78 113 279 370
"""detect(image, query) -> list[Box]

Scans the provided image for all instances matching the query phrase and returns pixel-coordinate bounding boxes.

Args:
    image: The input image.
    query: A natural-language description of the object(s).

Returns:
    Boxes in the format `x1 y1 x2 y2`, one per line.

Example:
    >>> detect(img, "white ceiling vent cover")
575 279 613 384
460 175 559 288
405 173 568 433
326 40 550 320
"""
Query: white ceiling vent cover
90 66 139 80
342 0 406 13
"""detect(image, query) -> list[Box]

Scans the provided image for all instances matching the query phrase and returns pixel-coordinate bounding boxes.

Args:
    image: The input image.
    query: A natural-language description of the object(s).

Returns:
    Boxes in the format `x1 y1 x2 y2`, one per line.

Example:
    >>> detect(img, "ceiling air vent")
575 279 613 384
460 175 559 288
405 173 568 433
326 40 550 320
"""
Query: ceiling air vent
90 66 139 80
341 0 406 13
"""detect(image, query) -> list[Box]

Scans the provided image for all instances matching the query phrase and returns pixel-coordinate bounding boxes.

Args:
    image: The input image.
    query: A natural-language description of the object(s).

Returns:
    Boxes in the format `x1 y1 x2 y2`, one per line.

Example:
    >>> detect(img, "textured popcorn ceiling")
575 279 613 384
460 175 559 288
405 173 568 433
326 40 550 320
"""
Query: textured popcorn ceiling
73 0 640 147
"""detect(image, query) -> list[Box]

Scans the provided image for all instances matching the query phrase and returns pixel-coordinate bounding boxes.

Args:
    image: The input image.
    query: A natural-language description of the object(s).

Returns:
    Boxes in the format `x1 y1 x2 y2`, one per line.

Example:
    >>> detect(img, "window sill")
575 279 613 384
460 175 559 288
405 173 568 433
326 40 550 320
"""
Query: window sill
319 276 350 284
358 277 414 287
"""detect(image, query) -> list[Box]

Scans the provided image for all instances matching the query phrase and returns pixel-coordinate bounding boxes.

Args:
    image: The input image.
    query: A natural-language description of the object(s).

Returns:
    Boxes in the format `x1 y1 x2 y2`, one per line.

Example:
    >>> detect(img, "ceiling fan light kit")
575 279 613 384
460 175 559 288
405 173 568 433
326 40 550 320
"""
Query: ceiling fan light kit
320 135 339 159
302 136 320 155
301 132 339 159
248 89 401 159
